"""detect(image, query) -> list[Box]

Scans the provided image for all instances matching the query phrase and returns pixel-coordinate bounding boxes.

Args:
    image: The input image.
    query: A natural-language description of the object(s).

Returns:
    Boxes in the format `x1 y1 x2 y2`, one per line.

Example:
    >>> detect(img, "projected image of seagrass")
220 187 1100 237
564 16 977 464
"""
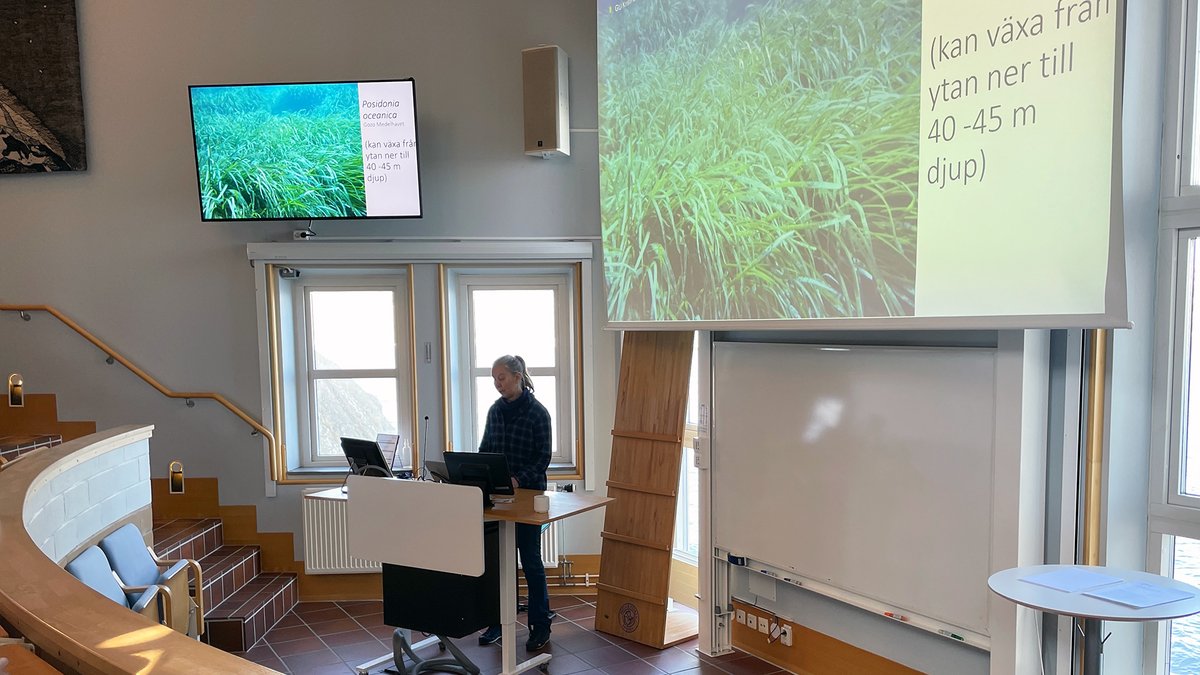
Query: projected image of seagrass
190 83 365 220
598 0 921 322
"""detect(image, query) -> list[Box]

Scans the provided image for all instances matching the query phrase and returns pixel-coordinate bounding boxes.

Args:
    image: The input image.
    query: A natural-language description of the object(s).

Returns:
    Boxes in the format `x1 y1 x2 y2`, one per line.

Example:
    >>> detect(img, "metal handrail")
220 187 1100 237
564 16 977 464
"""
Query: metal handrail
0 304 278 460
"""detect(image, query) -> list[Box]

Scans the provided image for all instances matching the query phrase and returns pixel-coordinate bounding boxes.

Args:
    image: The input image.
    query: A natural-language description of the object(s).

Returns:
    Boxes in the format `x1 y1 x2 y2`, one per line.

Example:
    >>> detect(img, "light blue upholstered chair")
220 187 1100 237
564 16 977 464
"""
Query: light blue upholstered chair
64 546 168 625
98 523 203 637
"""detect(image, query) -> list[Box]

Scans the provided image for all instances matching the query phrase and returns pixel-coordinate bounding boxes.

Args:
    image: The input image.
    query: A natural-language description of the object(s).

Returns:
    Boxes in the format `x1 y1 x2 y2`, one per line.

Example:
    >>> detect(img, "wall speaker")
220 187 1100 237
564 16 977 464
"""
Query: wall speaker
522 45 570 158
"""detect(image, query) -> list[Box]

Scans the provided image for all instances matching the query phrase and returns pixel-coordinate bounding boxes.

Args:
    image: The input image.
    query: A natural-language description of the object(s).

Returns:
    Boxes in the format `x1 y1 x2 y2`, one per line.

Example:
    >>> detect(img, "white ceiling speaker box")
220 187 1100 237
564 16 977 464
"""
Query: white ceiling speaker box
522 45 570 158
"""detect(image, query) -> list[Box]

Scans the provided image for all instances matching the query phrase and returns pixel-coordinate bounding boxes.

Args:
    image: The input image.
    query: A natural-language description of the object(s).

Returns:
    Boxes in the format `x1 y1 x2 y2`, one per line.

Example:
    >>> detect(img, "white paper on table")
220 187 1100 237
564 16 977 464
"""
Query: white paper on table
1084 581 1195 609
1018 568 1123 593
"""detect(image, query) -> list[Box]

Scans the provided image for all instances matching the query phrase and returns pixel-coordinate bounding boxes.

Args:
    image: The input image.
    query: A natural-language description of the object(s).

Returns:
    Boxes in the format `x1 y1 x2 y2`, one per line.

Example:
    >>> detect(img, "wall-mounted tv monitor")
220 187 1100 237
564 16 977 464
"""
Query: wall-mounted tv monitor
188 78 421 221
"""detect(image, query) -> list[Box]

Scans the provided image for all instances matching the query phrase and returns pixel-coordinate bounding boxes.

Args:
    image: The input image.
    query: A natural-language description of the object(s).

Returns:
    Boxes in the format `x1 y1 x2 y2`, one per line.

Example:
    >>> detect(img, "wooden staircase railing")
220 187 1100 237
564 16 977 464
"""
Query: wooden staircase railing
0 304 279 463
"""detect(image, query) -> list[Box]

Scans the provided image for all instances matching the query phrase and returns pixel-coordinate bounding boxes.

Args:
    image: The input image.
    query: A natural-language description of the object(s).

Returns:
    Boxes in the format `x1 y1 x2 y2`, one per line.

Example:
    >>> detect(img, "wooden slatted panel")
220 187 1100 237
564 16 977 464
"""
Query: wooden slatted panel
595 331 694 648
602 485 677 545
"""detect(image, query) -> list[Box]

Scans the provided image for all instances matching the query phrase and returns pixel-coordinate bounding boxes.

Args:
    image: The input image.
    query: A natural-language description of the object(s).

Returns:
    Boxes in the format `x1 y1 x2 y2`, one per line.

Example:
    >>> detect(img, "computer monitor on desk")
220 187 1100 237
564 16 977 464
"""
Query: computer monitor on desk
424 457 451 483
339 437 394 478
443 452 513 507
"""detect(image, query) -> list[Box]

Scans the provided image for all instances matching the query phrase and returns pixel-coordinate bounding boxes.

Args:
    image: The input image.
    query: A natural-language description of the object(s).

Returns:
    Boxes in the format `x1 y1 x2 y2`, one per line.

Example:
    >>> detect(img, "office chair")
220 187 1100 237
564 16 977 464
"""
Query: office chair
64 546 173 628
98 523 204 637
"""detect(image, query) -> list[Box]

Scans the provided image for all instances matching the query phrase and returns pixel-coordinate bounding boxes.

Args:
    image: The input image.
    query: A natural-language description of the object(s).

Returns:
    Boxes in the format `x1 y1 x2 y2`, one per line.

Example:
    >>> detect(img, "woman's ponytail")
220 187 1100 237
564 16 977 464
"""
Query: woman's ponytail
494 354 535 392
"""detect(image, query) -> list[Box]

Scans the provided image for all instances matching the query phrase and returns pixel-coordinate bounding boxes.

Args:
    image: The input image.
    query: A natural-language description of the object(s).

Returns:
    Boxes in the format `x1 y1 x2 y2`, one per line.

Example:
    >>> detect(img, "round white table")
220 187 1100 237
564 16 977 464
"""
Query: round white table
989 564 1200 674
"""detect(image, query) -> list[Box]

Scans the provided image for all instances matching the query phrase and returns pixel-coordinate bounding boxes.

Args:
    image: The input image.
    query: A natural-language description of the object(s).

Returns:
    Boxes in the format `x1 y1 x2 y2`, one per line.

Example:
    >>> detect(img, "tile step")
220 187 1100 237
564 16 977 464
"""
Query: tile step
151 518 223 561
203 572 298 653
198 545 261 613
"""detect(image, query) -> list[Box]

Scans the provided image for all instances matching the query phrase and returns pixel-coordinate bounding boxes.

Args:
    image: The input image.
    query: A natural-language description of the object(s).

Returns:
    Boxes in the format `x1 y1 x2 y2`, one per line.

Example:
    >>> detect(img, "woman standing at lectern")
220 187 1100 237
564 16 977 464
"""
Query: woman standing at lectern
476 354 553 652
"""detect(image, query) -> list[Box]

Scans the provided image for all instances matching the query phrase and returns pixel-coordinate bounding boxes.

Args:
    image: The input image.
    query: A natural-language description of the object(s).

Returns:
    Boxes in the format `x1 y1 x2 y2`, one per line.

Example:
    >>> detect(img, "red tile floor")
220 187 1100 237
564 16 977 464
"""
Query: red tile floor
238 595 786 674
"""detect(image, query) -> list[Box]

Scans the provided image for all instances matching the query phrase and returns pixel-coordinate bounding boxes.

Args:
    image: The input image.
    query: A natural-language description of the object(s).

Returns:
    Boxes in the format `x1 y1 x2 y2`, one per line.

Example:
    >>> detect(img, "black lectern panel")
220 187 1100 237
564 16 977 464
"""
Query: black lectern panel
382 520 499 638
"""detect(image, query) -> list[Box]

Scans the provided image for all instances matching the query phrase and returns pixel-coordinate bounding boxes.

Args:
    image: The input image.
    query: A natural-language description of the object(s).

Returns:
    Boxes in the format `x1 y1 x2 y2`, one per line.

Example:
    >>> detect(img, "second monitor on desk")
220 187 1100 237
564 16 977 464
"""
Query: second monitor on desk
443 451 513 507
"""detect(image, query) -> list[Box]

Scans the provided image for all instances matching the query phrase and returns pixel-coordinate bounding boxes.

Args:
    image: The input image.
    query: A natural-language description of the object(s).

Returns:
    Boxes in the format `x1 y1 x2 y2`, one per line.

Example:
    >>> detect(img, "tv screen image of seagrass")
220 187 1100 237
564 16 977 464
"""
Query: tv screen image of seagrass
189 79 421 221
598 0 1122 326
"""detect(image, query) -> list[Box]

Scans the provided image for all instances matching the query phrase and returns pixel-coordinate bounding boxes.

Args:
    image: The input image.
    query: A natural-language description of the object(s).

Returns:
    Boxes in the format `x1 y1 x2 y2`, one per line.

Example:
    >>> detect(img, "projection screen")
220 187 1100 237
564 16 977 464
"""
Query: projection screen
598 0 1127 330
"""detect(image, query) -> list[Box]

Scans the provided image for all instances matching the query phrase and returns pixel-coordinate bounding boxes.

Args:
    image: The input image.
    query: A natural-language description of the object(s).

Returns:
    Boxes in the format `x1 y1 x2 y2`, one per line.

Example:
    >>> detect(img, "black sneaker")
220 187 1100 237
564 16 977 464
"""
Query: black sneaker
478 626 502 645
525 626 551 651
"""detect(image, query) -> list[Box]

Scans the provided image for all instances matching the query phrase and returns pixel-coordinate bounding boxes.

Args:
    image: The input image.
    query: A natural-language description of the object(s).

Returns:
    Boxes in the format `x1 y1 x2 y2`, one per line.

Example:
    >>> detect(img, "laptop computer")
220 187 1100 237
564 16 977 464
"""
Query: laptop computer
339 437 393 478
375 433 401 472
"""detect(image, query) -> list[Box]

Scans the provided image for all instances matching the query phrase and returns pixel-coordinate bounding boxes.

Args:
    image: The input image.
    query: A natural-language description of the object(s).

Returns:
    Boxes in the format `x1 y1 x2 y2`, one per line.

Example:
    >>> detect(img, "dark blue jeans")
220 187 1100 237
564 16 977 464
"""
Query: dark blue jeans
516 522 551 631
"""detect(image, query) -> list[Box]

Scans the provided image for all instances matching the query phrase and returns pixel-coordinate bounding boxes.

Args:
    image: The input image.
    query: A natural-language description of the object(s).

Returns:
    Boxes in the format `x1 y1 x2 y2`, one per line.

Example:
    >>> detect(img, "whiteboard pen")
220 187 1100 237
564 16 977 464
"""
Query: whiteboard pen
883 612 908 622
938 629 965 641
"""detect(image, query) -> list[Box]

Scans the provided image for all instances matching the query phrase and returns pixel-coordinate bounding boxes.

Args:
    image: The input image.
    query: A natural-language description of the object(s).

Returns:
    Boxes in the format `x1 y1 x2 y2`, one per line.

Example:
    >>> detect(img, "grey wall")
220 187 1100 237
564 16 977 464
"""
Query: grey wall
0 0 614 553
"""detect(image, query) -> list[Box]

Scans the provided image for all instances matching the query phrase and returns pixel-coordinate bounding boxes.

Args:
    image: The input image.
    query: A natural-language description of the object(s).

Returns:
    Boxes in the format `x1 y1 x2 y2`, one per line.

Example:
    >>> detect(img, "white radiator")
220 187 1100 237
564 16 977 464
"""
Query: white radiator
517 520 562 569
302 489 562 573
540 520 561 568
302 489 381 574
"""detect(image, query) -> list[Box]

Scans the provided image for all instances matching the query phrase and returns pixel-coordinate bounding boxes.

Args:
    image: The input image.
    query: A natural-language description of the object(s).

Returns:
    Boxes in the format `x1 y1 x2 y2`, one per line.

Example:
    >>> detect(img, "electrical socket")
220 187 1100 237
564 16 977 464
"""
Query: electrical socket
780 624 793 647
735 609 746 624
746 615 757 630
758 619 769 635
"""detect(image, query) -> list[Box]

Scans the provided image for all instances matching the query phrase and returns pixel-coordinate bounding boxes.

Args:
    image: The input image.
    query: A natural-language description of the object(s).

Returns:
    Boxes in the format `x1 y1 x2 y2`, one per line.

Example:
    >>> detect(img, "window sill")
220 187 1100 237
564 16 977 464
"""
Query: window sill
280 466 346 485
281 465 572 484
548 466 582 481
672 551 699 567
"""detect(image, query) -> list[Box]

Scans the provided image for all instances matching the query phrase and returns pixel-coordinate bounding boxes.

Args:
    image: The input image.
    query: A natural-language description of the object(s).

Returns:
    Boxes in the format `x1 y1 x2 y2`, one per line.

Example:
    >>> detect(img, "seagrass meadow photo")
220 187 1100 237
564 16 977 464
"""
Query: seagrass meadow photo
189 82 366 220
598 0 922 323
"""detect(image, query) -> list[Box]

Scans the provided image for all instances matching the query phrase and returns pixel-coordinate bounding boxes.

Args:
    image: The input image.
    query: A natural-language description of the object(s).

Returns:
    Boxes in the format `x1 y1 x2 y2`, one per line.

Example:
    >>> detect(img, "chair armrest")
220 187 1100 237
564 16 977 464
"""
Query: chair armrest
153 556 204 636
125 584 174 630
158 559 190 581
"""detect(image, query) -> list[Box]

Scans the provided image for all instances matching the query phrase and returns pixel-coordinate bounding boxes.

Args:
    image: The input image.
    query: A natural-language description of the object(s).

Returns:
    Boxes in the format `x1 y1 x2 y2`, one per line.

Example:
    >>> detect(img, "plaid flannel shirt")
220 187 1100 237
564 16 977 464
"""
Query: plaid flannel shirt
478 390 551 490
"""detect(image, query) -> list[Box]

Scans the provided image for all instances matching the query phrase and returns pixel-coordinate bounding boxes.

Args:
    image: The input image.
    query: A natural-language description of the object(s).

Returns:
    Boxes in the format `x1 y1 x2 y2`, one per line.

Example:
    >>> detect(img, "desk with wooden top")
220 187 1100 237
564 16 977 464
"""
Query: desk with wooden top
485 488 614 674
335 478 612 675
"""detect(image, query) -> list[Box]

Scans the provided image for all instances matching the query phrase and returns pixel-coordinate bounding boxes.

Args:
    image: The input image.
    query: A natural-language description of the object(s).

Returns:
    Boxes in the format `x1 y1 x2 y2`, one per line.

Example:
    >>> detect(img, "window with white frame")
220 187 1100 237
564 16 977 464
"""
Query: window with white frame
446 266 581 473
1181 1 1200 195
1157 232 1200 673
289 272 414 469
674 332 700 563
1155 1 1200 670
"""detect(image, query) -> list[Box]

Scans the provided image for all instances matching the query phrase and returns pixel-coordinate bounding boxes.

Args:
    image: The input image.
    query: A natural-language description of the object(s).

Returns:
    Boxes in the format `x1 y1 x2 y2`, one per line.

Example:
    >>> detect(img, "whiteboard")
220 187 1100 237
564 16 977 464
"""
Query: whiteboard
711 341 996 636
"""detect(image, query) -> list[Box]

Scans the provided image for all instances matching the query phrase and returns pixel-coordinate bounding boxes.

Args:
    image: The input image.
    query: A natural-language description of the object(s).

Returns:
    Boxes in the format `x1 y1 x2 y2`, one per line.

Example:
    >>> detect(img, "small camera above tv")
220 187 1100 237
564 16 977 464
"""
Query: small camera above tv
187 78 422 221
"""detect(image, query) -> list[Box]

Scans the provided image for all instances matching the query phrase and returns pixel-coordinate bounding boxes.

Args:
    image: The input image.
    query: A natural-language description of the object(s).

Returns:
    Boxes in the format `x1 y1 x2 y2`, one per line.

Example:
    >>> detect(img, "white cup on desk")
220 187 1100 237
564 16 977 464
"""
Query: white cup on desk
533 494 550 513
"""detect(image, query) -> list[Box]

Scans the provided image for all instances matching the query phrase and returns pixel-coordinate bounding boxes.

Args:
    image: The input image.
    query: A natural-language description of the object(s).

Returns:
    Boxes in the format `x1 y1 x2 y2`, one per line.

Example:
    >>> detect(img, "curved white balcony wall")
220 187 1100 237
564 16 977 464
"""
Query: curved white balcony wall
20 425 154 564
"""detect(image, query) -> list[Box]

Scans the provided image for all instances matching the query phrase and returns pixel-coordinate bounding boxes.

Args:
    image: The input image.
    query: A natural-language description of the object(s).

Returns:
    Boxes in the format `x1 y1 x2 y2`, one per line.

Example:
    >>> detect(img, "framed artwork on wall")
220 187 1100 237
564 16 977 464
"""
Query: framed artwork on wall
0 0 87 173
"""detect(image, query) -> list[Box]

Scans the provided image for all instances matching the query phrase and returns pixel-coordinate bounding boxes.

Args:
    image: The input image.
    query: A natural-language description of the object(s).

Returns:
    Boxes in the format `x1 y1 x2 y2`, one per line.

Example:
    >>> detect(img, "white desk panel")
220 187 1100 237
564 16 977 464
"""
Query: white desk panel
346 475 484 576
